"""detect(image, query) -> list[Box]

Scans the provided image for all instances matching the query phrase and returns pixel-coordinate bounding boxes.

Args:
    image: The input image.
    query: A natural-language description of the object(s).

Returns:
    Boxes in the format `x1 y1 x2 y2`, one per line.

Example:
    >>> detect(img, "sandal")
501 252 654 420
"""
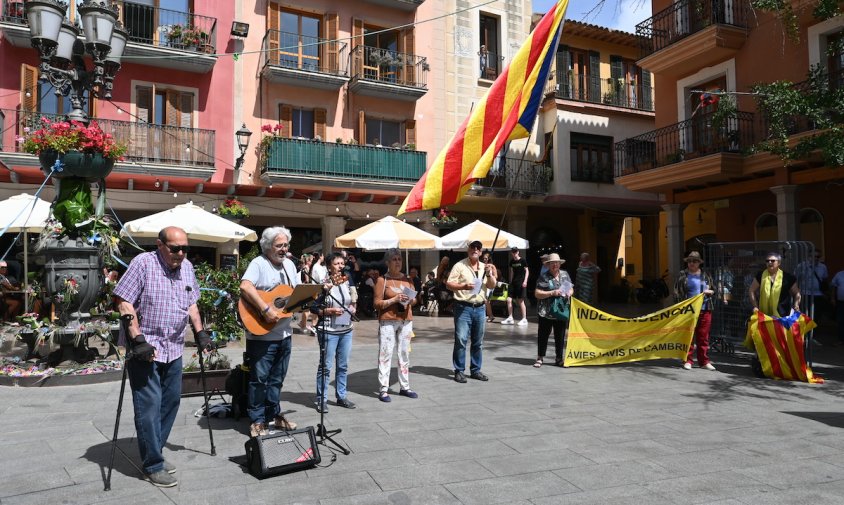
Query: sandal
533 359 543 368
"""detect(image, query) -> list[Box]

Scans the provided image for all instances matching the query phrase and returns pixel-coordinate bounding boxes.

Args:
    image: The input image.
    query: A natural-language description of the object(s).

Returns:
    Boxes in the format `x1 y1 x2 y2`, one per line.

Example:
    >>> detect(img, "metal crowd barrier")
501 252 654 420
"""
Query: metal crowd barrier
705 241 816 361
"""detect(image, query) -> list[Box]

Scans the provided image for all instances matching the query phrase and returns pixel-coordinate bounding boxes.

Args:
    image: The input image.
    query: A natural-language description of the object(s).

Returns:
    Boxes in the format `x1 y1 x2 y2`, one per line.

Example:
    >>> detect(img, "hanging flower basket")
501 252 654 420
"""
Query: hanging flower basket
38 149 114 180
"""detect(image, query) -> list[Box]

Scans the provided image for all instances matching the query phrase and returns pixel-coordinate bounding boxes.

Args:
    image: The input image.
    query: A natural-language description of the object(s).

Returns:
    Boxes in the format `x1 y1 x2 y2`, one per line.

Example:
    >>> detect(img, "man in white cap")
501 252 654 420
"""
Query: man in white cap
446 240 498 383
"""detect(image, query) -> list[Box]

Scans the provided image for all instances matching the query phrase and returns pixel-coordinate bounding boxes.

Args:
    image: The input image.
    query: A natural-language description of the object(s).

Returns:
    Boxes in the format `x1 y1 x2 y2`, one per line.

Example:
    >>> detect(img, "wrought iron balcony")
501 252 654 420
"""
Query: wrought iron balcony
264 137 426 184
261 30 348 89
2 109 215 168
635 0 750 58
479 50 504 81
473 157 552 195
614 109 755 176
115 0 217 53
554 69 654 111
349 45 428 101
1 0 24 24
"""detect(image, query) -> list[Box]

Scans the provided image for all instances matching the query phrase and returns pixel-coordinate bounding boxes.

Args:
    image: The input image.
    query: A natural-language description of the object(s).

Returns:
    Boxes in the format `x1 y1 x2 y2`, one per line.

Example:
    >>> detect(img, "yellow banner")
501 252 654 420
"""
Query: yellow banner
564 295 703 367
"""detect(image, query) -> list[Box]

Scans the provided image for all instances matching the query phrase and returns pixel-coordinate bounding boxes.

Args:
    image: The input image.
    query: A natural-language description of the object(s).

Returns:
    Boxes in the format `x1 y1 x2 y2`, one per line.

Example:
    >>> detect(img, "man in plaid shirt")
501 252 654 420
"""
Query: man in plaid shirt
114 226 211 488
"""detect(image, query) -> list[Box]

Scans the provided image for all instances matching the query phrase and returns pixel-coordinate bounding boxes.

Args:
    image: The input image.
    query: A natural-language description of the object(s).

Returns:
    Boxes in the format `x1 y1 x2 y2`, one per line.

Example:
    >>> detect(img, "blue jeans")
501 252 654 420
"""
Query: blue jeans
246 338 292 424
127 357 182 475
316 329 352 404
452 303 485 374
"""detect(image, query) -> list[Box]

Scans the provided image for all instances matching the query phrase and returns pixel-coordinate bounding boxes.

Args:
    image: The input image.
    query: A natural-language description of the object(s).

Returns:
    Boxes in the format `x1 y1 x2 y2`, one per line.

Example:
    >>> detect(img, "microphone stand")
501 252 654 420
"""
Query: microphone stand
300 268 353 456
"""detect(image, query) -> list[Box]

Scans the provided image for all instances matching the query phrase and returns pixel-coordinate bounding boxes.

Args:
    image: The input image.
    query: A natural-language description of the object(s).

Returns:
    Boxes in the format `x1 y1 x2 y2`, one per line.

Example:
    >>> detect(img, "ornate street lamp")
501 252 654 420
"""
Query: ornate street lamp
25 0 125 124
234 123 252 182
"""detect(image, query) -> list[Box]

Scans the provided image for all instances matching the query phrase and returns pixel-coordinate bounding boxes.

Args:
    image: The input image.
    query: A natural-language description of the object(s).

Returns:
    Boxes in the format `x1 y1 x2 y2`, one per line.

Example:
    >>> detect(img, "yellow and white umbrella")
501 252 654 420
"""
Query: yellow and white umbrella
0 193 53 310
439 220 530 250
334 216 441 250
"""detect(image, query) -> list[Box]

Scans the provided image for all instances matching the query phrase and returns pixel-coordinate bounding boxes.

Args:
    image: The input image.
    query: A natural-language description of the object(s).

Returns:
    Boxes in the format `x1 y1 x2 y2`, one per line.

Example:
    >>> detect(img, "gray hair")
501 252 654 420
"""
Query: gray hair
260 226 292 254
383 248 402 263
766 252 782 262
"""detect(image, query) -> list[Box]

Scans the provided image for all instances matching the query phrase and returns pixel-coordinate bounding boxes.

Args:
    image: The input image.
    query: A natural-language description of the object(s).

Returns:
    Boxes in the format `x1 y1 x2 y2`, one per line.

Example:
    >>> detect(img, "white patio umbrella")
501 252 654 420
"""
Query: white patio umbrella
120 202 258 243
0 193 53 309
334 216 441 250
439 220 530 250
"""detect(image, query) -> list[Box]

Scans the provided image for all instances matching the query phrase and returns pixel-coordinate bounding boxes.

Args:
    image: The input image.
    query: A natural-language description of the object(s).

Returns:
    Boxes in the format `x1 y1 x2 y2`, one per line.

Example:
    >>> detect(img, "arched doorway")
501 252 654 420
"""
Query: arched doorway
754 213 777 241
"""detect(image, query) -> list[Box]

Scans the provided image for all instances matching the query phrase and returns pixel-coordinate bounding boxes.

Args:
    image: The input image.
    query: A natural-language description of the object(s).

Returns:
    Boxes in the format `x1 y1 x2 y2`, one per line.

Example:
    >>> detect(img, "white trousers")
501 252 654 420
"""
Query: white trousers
377 320 413 392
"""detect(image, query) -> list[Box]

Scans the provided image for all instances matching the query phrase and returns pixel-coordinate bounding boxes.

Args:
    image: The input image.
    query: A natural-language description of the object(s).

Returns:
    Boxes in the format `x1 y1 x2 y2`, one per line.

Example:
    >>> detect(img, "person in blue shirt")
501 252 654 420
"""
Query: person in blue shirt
673 251 716 371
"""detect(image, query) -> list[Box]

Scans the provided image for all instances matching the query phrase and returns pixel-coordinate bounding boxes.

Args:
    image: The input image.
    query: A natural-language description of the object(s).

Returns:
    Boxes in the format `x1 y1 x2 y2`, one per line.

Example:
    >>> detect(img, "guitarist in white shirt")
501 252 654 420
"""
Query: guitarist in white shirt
239 227 300 438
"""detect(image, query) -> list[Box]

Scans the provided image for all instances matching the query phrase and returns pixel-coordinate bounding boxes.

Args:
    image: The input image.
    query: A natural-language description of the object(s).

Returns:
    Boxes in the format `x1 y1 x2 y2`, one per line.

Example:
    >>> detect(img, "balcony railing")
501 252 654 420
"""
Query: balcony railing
479 51 504 80
2 109 215 167
473 157 552 195
265 137 426 183
554 70 654 111
1 0 25 24
636 0 750 58
351 45 428 88
115 0 217 53
614 109 755 176
262 29 347 76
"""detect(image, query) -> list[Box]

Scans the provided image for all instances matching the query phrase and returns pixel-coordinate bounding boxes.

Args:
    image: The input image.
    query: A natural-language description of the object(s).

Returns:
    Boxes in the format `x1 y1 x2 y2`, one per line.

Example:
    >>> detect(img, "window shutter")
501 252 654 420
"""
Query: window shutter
402 29 416 85
352 18 364 76
134 86 152 159
405 119 416 148
20 64 38 111
641 70 653 110
557 46 570 98
314 108 326 140
268 2 280 65
135 86 152 123
323 13 338 72
588 51 600 102
179 92 193 128
610 55 623 105
279 104 292 138
166 90 179 127
357 110 366 145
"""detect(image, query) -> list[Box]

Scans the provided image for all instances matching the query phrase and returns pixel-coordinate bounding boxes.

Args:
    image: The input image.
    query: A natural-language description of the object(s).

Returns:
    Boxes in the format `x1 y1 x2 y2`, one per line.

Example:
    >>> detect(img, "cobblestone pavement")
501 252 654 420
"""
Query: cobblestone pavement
2 305 844 505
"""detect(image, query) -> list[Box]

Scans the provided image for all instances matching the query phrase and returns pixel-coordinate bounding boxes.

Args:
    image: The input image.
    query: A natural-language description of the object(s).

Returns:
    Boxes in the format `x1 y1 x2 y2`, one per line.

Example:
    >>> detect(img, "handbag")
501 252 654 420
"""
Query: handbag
548 277 570 320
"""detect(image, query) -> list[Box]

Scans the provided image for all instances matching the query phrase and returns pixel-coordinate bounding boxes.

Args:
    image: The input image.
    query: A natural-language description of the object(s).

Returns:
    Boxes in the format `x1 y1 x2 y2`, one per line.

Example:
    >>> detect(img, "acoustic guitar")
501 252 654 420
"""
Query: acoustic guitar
238 285 295 336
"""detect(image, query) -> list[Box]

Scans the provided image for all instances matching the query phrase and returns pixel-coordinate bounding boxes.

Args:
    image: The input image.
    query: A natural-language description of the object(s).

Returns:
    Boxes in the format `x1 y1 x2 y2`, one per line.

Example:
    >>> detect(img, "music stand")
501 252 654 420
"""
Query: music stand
280 284 323 315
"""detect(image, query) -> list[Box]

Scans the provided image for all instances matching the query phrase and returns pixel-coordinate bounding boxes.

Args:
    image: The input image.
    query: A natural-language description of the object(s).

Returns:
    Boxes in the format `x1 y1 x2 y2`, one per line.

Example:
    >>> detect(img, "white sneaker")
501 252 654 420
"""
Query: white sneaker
702 363 717 371
501 316 515 325
682 362 692 370
517 318 528 326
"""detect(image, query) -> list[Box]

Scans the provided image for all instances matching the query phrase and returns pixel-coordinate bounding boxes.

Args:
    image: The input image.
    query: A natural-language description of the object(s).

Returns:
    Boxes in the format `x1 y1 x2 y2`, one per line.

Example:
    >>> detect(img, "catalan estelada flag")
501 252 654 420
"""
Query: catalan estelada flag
397 0 568 215
744 311 822 383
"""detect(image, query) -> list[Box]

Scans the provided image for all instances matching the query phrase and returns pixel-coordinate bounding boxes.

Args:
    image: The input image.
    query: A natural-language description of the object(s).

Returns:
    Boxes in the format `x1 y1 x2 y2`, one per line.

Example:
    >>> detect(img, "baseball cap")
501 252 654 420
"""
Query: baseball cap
468 240 483 249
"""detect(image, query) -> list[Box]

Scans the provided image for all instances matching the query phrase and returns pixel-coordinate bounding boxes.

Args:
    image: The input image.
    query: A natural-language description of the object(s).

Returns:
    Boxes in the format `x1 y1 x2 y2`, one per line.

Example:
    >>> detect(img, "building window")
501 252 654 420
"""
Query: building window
556 47 599 102
291 108 315 139
134 84 198 164
120 0 192 47
38 83 92 116
479 13 500 79
279 9 320 71
365 118 402 147
570 133 613 183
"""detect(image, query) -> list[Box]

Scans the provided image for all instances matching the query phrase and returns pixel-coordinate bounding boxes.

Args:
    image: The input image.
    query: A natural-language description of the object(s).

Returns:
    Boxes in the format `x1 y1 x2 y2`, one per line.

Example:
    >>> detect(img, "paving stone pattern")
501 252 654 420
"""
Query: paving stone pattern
2 309 844 504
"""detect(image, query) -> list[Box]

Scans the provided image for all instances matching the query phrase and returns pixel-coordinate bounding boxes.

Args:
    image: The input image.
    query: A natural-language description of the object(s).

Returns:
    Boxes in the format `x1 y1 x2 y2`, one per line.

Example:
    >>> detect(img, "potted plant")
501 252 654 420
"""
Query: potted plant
218 197 249 221
257 123 284 170
181 349 231 396
431 207 458 228
20 118 127 180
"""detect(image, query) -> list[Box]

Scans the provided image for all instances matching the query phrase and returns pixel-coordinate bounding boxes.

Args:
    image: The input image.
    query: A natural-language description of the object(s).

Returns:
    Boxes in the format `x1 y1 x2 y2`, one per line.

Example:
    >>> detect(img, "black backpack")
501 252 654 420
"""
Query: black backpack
225 362 249 420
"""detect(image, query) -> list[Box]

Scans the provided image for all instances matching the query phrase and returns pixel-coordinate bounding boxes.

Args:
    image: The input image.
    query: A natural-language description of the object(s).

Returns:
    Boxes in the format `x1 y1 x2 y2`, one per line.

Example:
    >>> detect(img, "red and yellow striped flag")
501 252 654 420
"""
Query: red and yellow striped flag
397 0 568 215
744 311 821 383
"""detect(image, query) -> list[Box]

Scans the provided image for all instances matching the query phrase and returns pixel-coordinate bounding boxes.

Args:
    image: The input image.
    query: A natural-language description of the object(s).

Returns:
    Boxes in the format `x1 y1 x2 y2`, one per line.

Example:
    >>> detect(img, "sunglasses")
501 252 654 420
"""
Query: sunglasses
766 259 778 263
165 243 190 254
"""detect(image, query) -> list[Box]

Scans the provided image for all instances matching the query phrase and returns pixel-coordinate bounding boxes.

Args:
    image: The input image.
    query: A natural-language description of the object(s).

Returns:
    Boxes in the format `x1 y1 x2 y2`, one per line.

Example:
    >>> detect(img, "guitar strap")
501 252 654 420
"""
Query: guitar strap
279 259 295 287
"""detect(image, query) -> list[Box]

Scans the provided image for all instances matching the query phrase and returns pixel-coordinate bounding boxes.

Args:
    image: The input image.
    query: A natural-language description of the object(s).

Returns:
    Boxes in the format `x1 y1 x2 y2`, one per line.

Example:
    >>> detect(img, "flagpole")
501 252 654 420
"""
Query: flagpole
484 118 559 279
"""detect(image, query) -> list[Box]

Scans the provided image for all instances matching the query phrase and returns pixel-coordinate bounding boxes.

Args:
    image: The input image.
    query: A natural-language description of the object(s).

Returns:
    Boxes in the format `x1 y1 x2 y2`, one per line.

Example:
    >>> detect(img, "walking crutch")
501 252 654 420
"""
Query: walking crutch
194 327 216 456
105 314 135 491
